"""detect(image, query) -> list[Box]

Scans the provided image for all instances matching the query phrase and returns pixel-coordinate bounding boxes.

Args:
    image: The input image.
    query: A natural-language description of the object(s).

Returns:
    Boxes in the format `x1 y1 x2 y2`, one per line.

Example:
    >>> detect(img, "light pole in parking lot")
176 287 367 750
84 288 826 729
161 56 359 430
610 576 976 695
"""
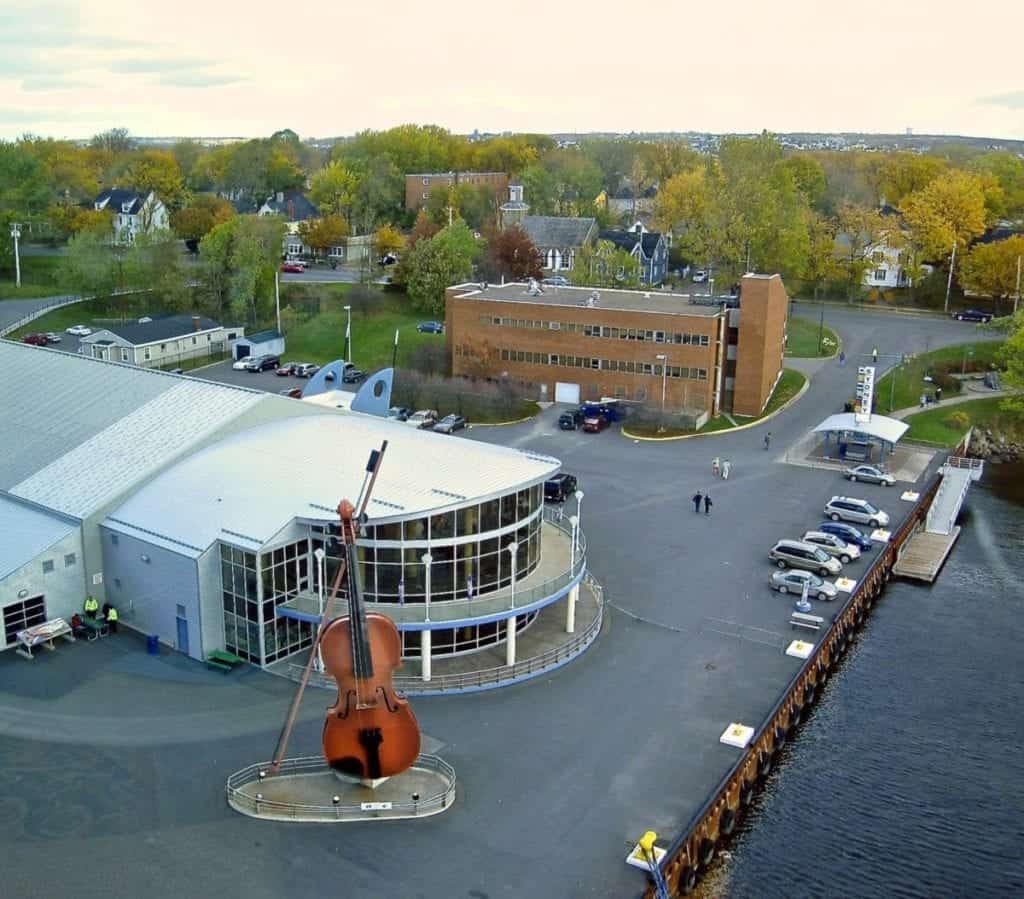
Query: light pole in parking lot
574 490 584 548
344 305 352 363
9 222 21 288
314 548 325 671
656 353 668 429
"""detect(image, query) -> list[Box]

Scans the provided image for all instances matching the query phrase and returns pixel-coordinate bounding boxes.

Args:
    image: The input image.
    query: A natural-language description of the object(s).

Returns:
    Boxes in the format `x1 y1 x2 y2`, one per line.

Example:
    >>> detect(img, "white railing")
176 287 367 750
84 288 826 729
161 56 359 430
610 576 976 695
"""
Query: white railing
945 455 985 480
0 294 86 337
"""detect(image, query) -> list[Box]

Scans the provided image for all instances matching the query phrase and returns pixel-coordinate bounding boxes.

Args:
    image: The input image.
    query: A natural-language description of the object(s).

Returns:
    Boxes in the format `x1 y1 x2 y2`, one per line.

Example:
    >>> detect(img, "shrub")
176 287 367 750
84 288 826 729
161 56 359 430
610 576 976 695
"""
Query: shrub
944 411 971 431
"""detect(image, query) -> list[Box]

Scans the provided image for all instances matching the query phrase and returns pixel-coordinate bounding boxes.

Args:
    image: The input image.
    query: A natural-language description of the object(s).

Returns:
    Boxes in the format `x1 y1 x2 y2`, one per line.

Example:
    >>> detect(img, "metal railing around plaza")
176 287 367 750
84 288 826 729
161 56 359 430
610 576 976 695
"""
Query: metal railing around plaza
225 754 456 820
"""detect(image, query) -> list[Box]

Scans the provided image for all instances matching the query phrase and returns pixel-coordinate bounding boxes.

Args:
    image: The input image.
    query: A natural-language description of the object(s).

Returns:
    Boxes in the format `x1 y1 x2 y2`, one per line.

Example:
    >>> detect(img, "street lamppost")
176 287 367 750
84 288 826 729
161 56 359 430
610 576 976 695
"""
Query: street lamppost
506 542 519 608
344 304 352 362
943 240 957 315
655 353 668 429
9 222 21 288
566 514 580 633
421 551 433 682
505 541 519 667
574 490 584 548
313 548 326 672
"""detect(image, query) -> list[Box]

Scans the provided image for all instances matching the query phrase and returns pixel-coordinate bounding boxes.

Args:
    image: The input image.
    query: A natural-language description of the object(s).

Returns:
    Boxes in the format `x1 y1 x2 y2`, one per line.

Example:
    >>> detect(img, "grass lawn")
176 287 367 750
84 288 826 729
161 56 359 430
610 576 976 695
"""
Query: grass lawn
8 294 160 339
902 397 1023 447
785 315 840 357
280 290 440 371
874 341 1004 414
0 256 65 299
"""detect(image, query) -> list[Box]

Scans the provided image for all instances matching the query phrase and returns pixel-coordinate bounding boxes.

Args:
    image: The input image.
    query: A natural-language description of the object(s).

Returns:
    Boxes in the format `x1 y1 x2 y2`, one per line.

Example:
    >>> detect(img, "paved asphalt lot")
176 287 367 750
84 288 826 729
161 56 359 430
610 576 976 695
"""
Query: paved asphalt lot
0 307 996 899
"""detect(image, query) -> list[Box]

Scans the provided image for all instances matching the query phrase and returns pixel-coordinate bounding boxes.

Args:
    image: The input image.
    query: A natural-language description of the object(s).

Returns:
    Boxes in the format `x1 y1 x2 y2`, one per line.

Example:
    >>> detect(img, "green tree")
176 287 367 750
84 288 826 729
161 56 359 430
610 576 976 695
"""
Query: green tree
835 205 888 299
170 193 235 243
901 170 992 261
875 152 947 206
350 157 404 233
1000 316 1024 417
969 152 1024 220
800 212 840 298
373 224 404 261
571 240 641 288
122 150 187 209
57 227 120 298
90 127 134 154
0 141 51 215
123 232 191 310
403 222 479 315
309 161 359 224
198 215 286 325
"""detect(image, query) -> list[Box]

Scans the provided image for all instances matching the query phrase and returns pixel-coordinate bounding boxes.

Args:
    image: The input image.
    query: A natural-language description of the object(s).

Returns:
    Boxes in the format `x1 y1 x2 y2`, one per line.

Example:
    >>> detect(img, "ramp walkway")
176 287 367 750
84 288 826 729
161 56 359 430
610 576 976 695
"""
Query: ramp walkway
894 456 983 582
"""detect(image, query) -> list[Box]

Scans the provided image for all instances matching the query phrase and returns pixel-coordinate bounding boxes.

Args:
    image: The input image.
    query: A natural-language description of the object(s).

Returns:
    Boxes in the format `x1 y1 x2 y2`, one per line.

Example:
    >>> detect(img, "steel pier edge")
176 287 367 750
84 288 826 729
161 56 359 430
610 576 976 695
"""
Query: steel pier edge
638 471 945 898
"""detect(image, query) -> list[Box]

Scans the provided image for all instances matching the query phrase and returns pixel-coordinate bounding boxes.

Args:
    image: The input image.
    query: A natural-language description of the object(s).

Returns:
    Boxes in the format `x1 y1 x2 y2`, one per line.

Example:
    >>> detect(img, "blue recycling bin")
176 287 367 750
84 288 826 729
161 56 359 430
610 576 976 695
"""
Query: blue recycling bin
146 634 160 655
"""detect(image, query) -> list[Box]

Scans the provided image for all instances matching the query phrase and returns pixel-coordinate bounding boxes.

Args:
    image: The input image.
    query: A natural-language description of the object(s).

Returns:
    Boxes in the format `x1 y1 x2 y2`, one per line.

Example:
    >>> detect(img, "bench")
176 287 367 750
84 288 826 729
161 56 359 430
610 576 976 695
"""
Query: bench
206 658 233 674
790 611 825 632
208 650 244 667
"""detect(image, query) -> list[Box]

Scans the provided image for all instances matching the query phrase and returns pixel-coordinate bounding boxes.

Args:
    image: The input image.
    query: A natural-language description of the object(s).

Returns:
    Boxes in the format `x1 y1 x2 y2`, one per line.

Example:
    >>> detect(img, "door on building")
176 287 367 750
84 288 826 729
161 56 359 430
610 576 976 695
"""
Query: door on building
555 382 581 404
176 616 189 655
235 345 251 360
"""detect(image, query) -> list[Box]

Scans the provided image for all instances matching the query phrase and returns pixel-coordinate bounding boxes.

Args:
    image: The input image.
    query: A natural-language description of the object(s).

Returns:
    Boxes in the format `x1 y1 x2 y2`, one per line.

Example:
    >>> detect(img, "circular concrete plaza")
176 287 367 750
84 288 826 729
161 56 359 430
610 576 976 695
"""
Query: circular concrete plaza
0 308 996 898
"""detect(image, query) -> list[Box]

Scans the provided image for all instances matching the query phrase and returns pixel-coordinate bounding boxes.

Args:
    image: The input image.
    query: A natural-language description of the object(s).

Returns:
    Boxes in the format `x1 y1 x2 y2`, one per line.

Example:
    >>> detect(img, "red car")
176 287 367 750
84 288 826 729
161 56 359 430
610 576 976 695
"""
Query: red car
280 261 305 273
275 363 298 376
582 415 609 433
22 333 49 346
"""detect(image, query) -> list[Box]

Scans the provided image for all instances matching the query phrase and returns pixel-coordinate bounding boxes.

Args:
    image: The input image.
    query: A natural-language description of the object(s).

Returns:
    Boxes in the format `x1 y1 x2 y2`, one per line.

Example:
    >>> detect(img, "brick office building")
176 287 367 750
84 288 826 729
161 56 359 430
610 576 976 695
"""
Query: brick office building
405 172 510 212
446 274 789 417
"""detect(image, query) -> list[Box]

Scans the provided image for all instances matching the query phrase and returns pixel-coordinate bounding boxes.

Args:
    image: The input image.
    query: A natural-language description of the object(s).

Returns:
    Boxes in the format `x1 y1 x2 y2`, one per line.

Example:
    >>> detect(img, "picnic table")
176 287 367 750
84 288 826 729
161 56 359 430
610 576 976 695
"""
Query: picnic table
16 618 75 659
80 617 109 641
206 649 244 673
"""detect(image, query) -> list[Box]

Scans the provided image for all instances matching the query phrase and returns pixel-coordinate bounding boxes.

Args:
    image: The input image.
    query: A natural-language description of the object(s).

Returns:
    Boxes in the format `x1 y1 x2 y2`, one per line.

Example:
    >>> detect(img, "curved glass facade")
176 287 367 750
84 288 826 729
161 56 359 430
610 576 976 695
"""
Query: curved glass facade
312 482 545 604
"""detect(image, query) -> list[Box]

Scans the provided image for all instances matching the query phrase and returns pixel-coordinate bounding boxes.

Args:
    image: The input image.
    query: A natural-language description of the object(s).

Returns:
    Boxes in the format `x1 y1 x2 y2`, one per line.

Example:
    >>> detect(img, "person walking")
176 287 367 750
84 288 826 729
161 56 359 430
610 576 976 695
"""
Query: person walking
935 386 943 403
839 350 846 366
920 392 926 408
106 605 119 634
722 459 731 480
764 432 772 450
704 493 713 515
712 457 720 477
692 491 703 514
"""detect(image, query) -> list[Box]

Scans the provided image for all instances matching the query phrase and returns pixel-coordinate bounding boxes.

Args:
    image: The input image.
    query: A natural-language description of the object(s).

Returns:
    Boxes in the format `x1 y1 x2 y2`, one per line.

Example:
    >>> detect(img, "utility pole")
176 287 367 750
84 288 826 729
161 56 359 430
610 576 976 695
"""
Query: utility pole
391 327 399 369
817 303 825 354
1015 255 1021 316
10 222 22 288
943 240 957 314
274 270 281 335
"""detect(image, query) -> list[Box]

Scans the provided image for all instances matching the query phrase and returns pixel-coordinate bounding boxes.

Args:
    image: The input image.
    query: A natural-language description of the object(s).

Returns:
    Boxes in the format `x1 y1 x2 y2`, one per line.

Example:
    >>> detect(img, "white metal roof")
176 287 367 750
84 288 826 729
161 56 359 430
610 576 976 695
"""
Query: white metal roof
11 379 264 518
0 495 77 581
103 414 561 558
813 413 909 445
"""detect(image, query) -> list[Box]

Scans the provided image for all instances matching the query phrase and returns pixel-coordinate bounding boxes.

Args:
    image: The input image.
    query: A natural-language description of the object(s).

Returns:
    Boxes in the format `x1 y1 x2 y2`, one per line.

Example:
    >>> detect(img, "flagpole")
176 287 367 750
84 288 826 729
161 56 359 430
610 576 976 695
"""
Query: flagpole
392 327 399 369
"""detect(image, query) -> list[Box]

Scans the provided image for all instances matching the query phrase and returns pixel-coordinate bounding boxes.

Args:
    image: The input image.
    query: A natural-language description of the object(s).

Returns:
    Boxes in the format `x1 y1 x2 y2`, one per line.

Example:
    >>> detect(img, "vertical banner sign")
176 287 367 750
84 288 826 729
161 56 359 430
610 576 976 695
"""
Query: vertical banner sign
855 366 875 422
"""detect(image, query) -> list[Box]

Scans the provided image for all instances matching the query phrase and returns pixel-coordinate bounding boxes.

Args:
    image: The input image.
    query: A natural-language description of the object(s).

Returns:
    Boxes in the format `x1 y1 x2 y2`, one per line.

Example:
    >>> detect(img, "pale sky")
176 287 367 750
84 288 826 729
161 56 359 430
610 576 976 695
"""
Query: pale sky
2 0 1023 141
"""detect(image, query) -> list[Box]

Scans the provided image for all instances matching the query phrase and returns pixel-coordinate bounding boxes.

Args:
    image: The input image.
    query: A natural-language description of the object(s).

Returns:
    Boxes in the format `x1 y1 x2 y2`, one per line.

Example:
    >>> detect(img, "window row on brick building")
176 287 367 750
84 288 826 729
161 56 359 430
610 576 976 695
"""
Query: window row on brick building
497 347 708 380
479 315 712 346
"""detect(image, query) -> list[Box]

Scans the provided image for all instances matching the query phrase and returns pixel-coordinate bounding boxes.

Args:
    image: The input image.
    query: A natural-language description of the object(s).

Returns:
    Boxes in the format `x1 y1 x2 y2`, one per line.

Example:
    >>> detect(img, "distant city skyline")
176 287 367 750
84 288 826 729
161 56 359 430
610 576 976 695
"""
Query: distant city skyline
2 0 1023 142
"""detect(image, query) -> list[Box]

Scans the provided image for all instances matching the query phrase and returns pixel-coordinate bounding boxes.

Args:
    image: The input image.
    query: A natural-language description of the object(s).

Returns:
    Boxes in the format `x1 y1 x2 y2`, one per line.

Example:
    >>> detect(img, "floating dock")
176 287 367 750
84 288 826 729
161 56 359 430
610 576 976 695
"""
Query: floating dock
892 527 961 582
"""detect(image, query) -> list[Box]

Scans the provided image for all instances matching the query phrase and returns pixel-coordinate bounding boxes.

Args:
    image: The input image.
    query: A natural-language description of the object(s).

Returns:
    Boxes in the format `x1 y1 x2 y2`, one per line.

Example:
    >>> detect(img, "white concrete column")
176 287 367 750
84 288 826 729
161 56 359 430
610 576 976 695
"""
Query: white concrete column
505 616 517 667
565 584 580 633
421 630 432 682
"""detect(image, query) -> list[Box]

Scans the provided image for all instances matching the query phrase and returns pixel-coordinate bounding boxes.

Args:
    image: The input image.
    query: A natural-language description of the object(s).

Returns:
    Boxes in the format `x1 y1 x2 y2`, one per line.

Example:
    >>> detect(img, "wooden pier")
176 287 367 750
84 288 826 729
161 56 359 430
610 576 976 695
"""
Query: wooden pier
892 527 961 582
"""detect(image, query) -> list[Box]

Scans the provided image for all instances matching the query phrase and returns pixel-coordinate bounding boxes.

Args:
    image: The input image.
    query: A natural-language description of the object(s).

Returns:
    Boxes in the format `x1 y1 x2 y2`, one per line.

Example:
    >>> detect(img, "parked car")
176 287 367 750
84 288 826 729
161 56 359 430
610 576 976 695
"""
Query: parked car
276 363 298 376
416 320 445 334
801 530 861 564
434 414 467 434
691 269 708 283
294 363 320 378
558 409 584 430
769 539 843 577
952 308 992 323
386 406 411 421
406 409 438 429
280 261 305 273
817 521 874 551
44 332 61 344
542 276 571 287
278 387 303 399
844 464 895 487
544 473 578 502
342 368 367 383
582 414 609 433
769 570 838 602
245 354 280 372
66 324 92 336
22 333 49 346
579 401 622 422
232 357 251 370
824 496 890 528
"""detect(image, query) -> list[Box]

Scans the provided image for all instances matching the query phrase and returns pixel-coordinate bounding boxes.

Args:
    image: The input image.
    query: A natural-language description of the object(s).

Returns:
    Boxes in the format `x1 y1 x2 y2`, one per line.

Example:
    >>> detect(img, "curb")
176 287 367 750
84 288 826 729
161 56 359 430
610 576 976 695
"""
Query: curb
468 408 541 428
790 300 951 320
621 372 811 443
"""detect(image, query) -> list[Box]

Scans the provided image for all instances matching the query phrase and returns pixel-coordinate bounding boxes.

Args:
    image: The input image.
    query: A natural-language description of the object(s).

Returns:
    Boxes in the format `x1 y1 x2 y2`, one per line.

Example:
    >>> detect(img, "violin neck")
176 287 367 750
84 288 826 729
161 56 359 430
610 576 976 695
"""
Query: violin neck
345 541 374 679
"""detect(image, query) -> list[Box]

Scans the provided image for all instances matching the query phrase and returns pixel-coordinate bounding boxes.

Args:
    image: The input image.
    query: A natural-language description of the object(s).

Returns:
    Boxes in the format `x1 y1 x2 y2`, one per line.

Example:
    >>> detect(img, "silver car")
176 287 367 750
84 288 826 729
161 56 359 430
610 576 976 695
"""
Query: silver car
824 496 890 528
769 570 838 602
802 530 861 564
844 465 895 487
769 539 843 576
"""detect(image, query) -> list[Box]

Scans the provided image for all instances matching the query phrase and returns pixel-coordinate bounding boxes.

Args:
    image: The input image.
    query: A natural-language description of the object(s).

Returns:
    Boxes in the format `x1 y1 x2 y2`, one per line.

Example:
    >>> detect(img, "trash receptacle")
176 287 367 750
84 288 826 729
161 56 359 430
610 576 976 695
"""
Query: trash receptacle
146 635 160 655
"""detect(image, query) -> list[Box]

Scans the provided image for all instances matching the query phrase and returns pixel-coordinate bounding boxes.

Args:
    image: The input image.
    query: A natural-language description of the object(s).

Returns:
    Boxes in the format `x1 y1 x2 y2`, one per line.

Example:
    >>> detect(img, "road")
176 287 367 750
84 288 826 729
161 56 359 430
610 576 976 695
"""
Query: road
0 306 999 899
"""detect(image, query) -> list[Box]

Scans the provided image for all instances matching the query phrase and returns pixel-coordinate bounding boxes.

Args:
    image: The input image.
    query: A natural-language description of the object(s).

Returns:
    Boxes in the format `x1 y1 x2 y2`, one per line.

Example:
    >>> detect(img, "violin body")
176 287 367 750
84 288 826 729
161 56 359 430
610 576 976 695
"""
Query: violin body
321 611 420 780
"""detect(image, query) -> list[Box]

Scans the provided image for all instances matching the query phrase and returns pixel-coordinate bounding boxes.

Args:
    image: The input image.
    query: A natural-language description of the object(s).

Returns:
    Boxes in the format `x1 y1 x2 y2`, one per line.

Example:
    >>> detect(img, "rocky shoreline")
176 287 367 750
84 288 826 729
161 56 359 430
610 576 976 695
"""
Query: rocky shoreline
969 429 1021 464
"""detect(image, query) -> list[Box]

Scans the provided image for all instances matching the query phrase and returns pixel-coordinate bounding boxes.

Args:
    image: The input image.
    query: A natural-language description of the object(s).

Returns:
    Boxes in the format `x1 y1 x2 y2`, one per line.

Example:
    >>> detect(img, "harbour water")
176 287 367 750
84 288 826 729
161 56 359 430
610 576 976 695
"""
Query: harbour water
703 464 1024 898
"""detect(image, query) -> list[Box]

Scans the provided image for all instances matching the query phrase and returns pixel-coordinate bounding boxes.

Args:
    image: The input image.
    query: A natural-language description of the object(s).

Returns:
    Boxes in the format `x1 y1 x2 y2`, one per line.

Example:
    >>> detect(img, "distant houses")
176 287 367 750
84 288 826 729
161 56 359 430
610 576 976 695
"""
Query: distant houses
79 314 242 367
598 223 670 284
93 188 169 244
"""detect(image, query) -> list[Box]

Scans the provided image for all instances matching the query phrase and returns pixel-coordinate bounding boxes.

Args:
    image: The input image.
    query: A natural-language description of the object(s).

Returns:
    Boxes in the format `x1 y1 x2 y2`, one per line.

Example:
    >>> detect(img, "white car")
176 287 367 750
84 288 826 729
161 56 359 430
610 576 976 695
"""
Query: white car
801 530 861 564
691 270 708 283
66 325 92 336
405 409 438 430
232 358 251 370
824 496 890 529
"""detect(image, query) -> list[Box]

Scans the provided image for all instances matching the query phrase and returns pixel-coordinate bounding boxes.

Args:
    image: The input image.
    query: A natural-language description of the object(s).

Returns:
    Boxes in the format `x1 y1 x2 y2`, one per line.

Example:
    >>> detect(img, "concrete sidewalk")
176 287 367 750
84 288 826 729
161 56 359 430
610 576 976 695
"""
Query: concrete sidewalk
889 387 1016 420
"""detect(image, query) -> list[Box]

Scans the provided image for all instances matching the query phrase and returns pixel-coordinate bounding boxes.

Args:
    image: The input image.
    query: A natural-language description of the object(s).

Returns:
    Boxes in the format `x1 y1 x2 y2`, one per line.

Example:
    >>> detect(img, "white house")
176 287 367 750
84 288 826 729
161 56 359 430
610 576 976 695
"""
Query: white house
93 188 169 244
79 315 242 367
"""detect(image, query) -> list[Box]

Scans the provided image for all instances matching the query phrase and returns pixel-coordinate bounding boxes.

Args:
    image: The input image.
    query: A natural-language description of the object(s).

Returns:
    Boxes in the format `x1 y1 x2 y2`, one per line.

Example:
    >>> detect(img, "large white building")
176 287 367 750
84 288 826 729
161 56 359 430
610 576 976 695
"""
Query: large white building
0 341 584 682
